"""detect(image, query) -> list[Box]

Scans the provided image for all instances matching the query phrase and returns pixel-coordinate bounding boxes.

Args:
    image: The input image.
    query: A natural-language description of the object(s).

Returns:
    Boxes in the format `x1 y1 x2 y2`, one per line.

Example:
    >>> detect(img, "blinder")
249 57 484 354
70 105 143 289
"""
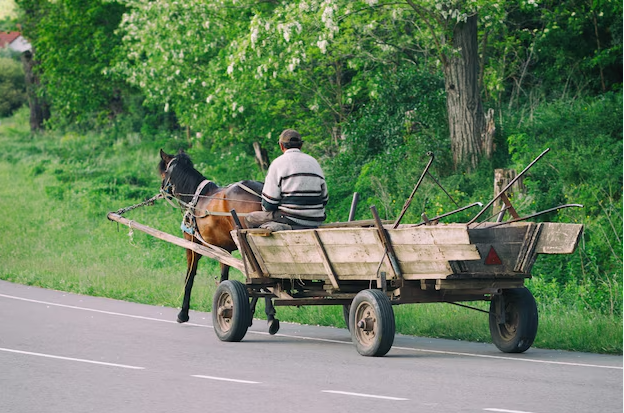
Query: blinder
160 158 178 196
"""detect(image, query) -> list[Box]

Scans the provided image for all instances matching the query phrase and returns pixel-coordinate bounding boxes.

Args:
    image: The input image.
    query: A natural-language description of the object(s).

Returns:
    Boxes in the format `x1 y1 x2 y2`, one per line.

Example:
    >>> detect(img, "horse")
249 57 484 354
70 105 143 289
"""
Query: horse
158 149 279 334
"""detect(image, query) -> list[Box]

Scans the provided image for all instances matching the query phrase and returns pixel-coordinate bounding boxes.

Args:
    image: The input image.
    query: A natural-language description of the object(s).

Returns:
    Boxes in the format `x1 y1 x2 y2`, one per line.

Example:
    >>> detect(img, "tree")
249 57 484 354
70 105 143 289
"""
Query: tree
115 0 369 158
239 0 509 169
16 0 129 127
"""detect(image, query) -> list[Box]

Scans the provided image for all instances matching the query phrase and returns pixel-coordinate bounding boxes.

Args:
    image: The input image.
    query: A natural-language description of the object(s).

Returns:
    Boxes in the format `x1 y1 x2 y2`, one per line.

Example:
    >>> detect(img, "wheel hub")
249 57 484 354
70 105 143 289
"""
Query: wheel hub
357 317 374 332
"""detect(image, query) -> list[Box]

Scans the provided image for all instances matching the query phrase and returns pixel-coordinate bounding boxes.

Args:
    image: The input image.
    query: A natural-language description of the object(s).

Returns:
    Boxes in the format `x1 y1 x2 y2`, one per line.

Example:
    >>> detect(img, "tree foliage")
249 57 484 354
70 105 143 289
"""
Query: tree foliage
16 0 129 126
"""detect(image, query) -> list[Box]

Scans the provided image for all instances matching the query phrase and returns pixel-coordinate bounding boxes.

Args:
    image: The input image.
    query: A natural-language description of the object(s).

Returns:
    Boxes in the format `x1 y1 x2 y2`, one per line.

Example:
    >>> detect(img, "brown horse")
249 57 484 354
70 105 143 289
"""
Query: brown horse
158 149 278 333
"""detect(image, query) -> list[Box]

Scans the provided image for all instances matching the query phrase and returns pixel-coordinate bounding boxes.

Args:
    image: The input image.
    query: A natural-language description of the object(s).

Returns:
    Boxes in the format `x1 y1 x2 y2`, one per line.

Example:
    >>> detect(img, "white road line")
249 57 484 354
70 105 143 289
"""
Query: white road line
0 293 209 328
484 409 537 413
2 293 621 371
263 331 623 370
0 347 145 370
322 390 408 401
191 375 260 384
390 344 623 370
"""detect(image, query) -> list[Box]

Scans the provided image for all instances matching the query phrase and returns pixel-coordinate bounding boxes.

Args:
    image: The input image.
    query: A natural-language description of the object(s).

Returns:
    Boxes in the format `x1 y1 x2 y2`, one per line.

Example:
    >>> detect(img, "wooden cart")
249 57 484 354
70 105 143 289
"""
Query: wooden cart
107 211 583 357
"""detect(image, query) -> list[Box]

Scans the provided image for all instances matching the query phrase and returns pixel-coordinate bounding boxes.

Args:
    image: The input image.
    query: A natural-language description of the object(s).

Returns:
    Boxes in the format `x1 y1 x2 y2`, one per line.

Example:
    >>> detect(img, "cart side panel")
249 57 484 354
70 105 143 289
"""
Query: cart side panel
534 223 583 254
242 225 480 280
459 222 583 277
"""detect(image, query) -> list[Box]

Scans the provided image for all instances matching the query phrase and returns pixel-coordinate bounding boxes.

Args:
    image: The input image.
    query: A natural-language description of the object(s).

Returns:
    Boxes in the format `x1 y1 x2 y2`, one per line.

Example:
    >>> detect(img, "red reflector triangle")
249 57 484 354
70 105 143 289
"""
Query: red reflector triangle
485 246 502 265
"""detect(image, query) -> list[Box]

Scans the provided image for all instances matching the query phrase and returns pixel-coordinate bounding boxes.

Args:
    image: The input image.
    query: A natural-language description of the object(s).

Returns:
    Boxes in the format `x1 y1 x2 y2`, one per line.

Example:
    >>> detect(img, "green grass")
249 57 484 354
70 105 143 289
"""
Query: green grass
0 108 621 354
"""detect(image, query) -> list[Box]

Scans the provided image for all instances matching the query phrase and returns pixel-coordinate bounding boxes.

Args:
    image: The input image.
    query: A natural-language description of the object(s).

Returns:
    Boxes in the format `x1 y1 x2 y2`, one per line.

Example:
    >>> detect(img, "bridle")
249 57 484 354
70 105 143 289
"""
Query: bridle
160 157 178 197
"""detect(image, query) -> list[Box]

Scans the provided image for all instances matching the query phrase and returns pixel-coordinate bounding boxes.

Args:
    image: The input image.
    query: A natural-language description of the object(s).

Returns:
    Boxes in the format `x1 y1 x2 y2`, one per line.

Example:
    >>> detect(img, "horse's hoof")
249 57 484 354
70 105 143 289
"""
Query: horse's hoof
177 313 189 323
268 318 280 335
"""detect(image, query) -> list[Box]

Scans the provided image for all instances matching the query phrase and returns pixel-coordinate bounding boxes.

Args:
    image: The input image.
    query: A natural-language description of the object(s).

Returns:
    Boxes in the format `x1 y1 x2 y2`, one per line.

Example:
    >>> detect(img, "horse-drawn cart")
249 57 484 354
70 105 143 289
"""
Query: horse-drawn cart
107 148 583 357
107 206 582 357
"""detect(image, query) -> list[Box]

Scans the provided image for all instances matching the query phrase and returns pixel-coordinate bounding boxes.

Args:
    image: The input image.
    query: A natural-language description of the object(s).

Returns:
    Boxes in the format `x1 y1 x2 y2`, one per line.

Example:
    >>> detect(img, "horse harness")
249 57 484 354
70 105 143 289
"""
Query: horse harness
159 156 262 238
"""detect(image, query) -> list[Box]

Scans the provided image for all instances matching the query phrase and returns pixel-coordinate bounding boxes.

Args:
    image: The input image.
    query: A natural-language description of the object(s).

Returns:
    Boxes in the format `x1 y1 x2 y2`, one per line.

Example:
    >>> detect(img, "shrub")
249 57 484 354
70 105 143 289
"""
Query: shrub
0 56 26 117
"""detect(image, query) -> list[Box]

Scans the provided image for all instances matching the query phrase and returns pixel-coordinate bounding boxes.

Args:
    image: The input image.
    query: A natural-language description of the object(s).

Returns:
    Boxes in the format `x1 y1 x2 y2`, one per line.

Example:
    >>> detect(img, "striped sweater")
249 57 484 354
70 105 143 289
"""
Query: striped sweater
261 148 328 227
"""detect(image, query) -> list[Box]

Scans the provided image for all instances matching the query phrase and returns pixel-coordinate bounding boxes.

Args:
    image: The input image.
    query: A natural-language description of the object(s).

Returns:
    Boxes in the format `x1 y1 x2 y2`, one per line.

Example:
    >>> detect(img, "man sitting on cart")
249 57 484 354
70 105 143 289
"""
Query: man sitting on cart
245 129 328 231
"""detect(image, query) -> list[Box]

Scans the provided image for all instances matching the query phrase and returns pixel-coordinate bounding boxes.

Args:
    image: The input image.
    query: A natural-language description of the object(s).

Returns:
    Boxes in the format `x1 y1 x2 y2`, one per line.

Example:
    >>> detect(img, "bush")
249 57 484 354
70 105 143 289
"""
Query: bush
505 93 623 316
0 55 26 117
326 64 450 222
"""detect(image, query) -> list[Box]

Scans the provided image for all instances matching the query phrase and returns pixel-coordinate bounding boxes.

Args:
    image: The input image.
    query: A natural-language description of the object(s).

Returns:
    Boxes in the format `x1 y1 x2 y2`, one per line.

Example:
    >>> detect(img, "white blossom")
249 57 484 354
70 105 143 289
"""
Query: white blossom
317 39 328 54
251 27 259 47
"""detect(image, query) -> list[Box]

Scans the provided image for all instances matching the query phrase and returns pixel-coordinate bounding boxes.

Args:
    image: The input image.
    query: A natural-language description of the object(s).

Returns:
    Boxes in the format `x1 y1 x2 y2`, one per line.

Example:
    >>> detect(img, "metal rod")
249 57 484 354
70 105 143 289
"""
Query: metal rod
467 148 550 226
348 192 359 222
426 172 459 207
482 204 584 229
447 301 491 315
413 202 483 227
393 151 435 229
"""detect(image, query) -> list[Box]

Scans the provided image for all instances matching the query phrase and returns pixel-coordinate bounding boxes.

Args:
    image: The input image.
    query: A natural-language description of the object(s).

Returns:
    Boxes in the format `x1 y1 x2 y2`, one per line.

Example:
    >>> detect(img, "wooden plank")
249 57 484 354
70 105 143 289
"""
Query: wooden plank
393 244 480 261
249 225 475 247
107 213 245 272
252 228 381 246
260 260 454 280
255 244 380 264
500 192 520 218
468 224 529 244
514 223 542 272
371 206 402 279
400 260 454 275
535 223 583 254
312 230 340 289
319 219 394 228
388 224 472 245
435 279 524 290
245 234 269 277
254 243 478 267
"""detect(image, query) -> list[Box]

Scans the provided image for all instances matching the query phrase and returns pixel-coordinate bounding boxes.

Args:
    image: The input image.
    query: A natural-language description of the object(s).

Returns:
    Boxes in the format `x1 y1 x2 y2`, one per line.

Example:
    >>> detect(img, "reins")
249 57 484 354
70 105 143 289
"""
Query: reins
114 182 261 219
113 193 164 216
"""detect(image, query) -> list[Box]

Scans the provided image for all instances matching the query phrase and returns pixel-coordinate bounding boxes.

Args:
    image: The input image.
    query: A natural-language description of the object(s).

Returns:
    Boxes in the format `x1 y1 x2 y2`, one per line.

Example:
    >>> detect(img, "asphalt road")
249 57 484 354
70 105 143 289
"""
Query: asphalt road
0 280 621 413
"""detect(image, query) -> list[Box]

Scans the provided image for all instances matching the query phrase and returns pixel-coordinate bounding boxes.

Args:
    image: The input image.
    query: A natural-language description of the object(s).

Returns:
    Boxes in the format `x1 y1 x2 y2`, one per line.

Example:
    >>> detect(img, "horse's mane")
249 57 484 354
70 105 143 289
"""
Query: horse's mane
164 152 219 203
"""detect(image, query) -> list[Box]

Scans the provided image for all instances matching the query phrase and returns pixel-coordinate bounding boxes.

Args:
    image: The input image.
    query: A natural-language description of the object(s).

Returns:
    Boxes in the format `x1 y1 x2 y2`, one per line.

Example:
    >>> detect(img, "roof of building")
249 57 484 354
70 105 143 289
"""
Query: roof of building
0 31 21 48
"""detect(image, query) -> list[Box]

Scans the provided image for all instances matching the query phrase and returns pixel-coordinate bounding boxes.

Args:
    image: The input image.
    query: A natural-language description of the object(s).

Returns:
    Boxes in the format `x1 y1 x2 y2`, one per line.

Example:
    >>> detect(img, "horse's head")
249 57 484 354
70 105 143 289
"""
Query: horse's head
159 149 189 195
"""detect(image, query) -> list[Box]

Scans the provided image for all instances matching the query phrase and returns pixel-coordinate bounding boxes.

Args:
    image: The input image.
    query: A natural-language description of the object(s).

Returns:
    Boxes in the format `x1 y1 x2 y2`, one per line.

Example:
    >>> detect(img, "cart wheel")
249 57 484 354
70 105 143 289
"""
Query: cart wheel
342 304 351 331
349 289 395 357
212 280 250 342
489 287 538 353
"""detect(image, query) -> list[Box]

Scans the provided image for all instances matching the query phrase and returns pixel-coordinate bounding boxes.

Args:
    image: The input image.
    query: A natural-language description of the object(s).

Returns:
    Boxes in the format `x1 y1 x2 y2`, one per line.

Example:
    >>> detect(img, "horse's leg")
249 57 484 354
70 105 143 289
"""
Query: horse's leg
265 297 280 335
177 248 201 323
219 263 229 283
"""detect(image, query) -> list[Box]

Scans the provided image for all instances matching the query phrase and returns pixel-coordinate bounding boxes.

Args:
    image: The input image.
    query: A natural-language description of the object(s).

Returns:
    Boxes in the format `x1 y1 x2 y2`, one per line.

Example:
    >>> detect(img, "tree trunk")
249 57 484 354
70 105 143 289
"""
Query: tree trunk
253 141 269 171
21 50 50 132
442 14 486 171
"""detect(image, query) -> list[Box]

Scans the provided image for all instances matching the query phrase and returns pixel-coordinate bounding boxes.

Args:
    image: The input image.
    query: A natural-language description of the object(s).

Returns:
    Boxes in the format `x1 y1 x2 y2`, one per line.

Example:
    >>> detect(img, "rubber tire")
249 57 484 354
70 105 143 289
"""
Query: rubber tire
489 287 538 353
212 280 251 342
342 304 351 331
349 289 395 357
